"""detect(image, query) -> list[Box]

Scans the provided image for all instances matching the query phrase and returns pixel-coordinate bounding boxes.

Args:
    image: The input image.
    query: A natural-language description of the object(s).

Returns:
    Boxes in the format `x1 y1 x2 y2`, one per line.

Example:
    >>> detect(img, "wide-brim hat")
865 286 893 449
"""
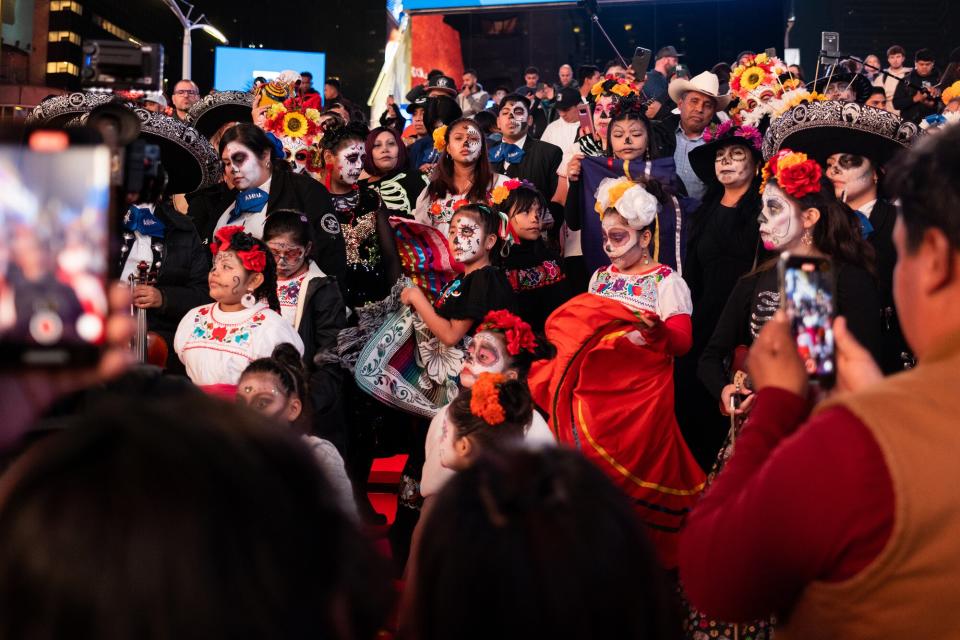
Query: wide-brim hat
25 92 121 128
689 124 764 184
187 90 254 139
808 70 874 104
135 108 221 194
762 100 922 166
668 71 732 110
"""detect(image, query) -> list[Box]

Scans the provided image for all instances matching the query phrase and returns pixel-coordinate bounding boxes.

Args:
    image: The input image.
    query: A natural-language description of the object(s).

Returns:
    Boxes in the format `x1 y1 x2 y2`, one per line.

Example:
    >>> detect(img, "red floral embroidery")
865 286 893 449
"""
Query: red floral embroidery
211 326 227 341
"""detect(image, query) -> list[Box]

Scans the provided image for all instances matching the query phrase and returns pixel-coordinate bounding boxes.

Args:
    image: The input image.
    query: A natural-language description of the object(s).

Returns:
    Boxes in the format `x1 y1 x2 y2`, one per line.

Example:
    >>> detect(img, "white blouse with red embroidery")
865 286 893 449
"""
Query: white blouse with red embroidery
174 302 304 386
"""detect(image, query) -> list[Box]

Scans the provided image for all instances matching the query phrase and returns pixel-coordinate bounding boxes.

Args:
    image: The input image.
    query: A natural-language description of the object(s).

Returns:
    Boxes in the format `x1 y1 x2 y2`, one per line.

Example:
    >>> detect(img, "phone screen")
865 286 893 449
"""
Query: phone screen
821 31 840 55
576 102 595 137
0 143 113 367
781 256 836 384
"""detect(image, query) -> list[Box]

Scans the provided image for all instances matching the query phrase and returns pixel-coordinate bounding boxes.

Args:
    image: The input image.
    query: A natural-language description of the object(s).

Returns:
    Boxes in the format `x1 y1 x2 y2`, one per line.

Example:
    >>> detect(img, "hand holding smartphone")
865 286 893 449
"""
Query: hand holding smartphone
632 47 652 84
778 253 837 387
576 102 596 139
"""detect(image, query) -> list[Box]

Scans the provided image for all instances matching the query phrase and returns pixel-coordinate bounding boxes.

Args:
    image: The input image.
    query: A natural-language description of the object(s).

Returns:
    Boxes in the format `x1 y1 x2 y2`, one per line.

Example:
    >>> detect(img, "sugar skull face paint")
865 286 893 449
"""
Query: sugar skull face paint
825 153 875 203
448 215 484 263
759 183 804 251
601 212 644 270
336 142 365 185
714 144 755 187
593 95 615 141
460 331 510 388
448 123 483 163
221 141 270 191
497 101 529 138
266 233 308 279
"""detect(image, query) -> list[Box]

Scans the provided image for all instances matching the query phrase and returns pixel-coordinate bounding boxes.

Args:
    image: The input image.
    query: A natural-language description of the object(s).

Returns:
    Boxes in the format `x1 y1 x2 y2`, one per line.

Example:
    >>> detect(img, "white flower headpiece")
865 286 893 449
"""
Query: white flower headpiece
594 177 659 230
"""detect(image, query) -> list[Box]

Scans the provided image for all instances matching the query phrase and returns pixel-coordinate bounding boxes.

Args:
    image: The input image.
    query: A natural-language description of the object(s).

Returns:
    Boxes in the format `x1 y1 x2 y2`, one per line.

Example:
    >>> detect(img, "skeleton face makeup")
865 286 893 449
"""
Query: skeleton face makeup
759 183 805 251
609 120 648 160
448 123 484 163
497 101 529 139
448 214 485 264
336 142 365 186
236 372 290 422
221 141 270 191
601 213 645 270
460 331 511 388
267 233 308 279
825 153 875 203
714 144 755 188
594 96 615 141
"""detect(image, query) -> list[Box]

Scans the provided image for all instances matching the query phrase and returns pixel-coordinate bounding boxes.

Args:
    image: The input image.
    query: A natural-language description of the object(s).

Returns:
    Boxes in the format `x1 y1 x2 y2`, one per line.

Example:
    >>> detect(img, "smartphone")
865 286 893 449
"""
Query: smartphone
0 133 113 367
778 253 837 387
576 102 595 138
821 31 840 57
632 47 652 83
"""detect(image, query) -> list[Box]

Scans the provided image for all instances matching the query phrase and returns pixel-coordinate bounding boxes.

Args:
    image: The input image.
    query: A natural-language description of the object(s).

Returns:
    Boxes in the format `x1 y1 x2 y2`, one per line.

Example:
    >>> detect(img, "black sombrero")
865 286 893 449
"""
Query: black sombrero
25 92 121 128
807 70 874 104
134 108 221 194
689 123 765 184
187 90 254 139
762 100 922 166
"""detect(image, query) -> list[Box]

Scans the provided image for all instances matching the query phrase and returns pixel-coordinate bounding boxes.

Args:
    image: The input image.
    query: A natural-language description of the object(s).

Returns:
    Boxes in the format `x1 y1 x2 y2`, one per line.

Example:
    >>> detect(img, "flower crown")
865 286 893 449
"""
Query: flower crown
590 75 638 100
730 52 789 102
490 178 535 205
760 149 823 199
702 120 762 151
942 80 960 106
470 372 507 426
594 177 659 229
263 97 324 146
210 225 268 273
476 309 538 356
433 125 448 152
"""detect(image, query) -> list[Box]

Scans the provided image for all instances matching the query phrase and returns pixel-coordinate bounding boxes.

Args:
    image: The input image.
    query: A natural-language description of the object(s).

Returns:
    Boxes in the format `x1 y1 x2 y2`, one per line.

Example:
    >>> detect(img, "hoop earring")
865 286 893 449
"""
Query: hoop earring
241 291 257 308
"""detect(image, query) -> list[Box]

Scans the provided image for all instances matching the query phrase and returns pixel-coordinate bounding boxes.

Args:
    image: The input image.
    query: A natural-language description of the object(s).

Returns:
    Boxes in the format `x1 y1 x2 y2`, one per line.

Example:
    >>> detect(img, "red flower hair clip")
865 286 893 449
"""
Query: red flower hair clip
236 247 267 273
476 309 537 356
761 149 822 200
209 225 268 273
470 372 507 426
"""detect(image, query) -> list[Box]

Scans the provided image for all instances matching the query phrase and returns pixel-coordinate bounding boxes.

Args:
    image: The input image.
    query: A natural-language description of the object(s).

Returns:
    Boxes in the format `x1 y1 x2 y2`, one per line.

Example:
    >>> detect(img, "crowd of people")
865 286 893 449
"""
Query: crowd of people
3 37 960 640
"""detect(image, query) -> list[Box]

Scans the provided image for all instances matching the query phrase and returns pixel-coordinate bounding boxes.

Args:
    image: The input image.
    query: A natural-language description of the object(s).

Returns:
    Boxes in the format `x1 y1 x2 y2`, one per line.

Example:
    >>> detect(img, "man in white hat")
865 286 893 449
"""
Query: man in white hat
655 71 731 200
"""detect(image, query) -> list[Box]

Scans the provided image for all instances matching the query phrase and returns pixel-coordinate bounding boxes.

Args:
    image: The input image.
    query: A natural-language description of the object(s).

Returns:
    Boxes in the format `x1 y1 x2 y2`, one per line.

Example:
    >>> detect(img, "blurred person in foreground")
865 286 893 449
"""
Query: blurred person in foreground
680 123 960 639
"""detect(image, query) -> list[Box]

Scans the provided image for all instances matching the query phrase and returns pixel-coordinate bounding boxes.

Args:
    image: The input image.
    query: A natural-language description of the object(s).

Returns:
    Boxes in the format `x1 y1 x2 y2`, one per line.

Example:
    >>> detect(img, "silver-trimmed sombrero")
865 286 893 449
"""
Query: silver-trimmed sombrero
187 90 254 139
134 108 221 193
763 100 922 165
25 92 120 127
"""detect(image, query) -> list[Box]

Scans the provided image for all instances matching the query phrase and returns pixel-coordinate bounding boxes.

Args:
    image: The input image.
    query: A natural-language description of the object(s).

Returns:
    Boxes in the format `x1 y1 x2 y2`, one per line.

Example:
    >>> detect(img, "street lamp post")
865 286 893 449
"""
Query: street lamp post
162 0 228 80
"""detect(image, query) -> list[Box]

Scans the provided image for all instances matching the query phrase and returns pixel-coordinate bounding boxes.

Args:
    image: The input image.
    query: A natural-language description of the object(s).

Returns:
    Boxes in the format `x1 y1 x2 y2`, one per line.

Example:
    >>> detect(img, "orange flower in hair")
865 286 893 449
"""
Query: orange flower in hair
470 373 507 426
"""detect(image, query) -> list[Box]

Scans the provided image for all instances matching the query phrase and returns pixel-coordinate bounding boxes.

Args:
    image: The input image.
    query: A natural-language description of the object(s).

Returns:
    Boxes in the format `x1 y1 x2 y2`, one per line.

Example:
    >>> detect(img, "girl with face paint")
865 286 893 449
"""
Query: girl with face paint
678 127 765 469
236 343 358 521
319 122 403 310
527 176 706 568
700 151 881 429
825 153 878 212
401 205 518 348
499 183 573 331
414 118 509 236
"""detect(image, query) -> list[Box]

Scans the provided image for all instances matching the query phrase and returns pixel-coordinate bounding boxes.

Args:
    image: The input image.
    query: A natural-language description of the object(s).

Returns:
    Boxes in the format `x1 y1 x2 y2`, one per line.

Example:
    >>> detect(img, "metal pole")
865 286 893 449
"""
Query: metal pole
182 27 192 80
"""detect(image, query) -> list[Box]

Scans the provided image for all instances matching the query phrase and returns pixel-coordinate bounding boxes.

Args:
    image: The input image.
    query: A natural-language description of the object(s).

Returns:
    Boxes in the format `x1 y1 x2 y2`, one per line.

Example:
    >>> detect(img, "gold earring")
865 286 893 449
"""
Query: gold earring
801 230 814 246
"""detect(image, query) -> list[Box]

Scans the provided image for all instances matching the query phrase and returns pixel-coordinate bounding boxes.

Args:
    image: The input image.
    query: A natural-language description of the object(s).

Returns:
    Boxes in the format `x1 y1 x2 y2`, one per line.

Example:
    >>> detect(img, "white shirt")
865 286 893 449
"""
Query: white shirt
213 178 272 239
276 261 327 330
874 67 911 116
420 403 555 498
120 203 160 283
540 118 584 258
174 302 304 386
413 173 509 236
302 435 359 522
858 199 878 219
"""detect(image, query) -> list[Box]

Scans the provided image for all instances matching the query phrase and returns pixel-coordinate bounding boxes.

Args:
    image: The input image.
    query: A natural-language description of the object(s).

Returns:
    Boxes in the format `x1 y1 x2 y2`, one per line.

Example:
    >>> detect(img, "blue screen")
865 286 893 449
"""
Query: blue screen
214 47 326 92
403 0 573 8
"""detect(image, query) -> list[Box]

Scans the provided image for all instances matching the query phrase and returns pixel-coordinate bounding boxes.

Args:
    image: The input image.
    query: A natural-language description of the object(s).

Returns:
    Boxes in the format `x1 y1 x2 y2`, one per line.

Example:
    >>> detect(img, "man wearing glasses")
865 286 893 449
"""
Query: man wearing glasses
171 80 201 121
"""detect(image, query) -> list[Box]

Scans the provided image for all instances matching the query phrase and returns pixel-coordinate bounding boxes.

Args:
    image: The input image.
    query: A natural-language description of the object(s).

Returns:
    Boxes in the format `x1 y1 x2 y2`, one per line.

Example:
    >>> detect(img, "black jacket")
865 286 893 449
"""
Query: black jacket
492 135 562 201
892 69 942 124
121 202 211 369
868 199 910 372
297 273 348 419
188 168 347 284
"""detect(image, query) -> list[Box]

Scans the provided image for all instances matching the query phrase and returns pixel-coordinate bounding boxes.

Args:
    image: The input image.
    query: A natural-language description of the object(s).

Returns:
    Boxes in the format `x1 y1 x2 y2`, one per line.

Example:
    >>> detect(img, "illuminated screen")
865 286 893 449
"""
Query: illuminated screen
214 47 326 91
403 0 574 9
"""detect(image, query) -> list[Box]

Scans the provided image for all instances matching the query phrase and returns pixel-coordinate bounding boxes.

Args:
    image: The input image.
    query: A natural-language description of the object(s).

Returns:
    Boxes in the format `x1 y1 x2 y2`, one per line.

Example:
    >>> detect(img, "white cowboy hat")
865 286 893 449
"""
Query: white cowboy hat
668 71 731 110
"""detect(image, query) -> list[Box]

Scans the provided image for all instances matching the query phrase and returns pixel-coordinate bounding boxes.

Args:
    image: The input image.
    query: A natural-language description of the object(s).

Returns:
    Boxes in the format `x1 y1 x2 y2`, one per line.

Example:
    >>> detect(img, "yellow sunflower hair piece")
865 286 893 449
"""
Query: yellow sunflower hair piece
943 81 960 106
283 112 309 138
433 125 448 153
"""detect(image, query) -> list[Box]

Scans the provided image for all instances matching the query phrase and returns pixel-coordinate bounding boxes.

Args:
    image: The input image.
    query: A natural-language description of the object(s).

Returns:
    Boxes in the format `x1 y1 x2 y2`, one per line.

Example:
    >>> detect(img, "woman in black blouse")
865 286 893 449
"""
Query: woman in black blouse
698 156 881 421
360 126 426 220
676 123 765 469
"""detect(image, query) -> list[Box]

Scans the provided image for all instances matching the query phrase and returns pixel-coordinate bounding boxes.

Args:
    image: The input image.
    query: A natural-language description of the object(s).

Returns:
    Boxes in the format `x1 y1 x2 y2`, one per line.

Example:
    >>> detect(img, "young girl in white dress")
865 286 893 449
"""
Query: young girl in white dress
175 225 303 397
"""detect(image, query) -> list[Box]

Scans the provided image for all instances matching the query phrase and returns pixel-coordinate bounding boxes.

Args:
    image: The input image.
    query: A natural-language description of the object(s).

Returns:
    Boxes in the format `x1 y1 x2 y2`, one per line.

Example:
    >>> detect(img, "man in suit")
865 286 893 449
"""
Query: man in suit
488 94 563 228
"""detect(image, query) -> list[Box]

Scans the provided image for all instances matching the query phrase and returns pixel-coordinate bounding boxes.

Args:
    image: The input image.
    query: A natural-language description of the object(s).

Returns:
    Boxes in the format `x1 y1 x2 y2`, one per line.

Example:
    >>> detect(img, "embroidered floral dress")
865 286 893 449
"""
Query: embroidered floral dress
412 174 509 236
277 272 309 326
501 239 572 331
174 302 304 389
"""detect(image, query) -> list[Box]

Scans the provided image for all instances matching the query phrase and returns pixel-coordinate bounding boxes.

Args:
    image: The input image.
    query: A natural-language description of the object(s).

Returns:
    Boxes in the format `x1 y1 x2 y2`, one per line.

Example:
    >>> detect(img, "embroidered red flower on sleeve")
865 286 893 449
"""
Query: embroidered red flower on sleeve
211 326 227 341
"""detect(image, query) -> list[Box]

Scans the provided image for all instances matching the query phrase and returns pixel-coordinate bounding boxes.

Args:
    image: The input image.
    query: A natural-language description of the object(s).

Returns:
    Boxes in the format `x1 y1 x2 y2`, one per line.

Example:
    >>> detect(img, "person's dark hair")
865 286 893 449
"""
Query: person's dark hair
915 48 936 62
448 377 531 449
524 66 540 77
451 203 500 238
253 76 267 86
324 77 341 90
577 64 600 86
242 342 308 405
788 64 805 81
0 392 393 640
217 229 282 312
770 176 876 271
300 71 313 80
427 68 445 81
498 93 531 113
711 62 733 85
363 126 408 176
887 45 905 57
887 124 960 253
320 120 368 155
219 123 289 172
604 59 624 73
484 328 555 380
868 86 887 100
502 184 548 225
606 97 653 160
464 67 478 78
428 118 493 203
425 96 463 131
412 447 677 640
472 109 497 136
494 84 510 94
263 209 314 249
